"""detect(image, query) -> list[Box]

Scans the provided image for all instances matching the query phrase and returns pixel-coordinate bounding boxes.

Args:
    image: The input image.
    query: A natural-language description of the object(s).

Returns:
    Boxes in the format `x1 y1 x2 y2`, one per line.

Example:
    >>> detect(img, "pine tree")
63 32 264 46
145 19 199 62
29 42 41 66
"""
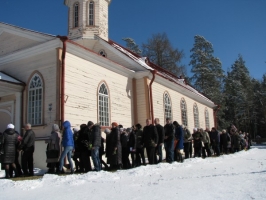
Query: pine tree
122 37 142 55
189 35 224 104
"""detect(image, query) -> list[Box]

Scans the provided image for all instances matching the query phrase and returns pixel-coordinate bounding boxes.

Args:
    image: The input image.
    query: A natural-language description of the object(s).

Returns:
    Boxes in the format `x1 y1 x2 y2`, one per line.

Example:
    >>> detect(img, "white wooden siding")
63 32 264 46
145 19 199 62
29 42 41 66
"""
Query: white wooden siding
64 52 133 128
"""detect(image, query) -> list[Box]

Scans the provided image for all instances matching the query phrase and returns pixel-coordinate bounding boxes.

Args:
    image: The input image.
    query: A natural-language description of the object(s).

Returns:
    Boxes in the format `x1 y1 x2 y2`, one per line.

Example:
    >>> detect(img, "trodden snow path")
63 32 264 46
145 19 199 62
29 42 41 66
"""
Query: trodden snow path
0 146 265 200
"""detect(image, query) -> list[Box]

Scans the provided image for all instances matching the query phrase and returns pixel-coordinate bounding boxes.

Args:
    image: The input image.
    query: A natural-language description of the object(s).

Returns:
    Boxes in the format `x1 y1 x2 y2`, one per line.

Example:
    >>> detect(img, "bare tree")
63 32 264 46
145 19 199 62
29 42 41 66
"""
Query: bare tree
142 33 186 76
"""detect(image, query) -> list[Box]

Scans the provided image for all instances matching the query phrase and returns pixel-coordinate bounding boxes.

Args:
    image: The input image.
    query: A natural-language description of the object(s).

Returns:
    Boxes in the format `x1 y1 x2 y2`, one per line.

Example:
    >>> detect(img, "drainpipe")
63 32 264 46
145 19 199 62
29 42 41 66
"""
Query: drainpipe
213 105 220 129
57 36 68 126
149 70 157 124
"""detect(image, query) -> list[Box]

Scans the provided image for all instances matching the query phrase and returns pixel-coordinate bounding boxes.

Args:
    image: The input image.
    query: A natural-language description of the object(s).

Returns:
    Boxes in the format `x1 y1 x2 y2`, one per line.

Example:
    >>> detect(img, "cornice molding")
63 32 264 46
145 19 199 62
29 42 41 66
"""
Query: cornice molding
0 39 61 65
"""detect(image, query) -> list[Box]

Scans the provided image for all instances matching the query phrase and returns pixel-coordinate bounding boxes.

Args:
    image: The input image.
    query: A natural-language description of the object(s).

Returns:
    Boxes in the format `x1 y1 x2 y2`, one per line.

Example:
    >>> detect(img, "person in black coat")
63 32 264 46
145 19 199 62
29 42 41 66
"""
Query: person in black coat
77 124 92 172
154 118 165 163
120 128 131 169
1 124 19 178
88 121 102 171
106 122 122 170
192 128 202 157
135 124 146 166
164 117 175 163
209 127 220 156
128 127 136 167
21 123 35 176
142 119 158 165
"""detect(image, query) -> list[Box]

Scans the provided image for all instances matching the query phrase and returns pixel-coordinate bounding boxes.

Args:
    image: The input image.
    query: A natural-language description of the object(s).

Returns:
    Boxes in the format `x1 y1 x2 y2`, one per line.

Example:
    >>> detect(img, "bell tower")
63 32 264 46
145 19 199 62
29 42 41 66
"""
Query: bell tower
64 0 111 41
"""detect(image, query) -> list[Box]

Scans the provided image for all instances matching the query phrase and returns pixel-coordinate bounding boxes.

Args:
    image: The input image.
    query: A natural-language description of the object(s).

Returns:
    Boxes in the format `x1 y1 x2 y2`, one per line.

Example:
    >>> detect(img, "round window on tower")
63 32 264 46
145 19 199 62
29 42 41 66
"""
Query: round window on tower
99 50 107 57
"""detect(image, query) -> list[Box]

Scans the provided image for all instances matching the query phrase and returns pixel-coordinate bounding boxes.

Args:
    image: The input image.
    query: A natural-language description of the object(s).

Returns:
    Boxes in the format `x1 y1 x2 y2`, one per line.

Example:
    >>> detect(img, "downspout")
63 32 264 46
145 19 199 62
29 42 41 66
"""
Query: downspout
149 70 157 124
213 105 220 129
57 36 68 126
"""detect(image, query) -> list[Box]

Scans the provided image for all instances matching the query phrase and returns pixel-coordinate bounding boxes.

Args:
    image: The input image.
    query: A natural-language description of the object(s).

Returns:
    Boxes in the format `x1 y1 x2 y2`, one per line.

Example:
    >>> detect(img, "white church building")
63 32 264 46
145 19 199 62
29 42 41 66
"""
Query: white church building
0 0 217 169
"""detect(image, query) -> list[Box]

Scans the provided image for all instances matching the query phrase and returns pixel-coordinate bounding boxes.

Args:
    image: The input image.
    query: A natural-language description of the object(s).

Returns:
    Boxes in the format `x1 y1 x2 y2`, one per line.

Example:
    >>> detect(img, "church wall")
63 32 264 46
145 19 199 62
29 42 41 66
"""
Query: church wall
0 50 59 137
152 81 214 132
64 52 133 128
135 78 150 128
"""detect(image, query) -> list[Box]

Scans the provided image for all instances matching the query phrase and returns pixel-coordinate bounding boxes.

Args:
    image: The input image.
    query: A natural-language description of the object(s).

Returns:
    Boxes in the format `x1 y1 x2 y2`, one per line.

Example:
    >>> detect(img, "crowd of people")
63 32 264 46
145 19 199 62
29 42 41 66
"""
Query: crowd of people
0 123 35 178
0 118 252 178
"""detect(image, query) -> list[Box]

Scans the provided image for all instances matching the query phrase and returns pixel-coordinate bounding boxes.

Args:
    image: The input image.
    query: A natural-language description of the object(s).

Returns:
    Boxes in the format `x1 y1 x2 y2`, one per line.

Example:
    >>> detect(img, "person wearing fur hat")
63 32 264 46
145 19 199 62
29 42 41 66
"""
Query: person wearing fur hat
1 124 19 178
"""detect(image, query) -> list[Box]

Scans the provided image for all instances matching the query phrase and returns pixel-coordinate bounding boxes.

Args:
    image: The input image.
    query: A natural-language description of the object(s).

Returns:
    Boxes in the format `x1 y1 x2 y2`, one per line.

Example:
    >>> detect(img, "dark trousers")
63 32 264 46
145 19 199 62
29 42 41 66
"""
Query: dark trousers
194 147 202 157
164 139 174 163
146 146 156 165
155 144 163 163
79 151 92 172
122 147 131 169
211 142 220 156
22 146 34 176
183 142 191 159
136 148 145 166
202 143 211 157
189 142 193 158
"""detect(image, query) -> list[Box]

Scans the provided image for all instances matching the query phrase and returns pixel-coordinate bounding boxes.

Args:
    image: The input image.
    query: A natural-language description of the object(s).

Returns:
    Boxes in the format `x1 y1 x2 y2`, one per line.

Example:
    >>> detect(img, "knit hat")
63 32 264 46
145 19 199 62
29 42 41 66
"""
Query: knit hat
193 127 198 131
7 124 14 129
73 127 79 133
87 121 94 127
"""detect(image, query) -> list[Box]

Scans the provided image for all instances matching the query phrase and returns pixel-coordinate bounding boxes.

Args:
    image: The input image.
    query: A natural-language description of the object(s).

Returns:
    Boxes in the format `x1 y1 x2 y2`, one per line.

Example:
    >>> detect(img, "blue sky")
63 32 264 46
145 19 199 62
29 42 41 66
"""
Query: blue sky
0 0 265 80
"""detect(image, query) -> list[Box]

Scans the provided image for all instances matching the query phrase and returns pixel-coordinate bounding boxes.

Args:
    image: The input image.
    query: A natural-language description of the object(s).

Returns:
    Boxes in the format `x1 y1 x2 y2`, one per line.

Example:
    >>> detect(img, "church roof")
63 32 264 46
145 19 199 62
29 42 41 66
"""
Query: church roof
0 71 24 85
107 39 215 105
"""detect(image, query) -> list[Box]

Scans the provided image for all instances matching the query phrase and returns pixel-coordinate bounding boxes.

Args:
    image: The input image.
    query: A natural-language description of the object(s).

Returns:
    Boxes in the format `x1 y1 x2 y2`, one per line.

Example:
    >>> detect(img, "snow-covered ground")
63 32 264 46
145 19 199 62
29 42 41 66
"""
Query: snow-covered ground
0 146 265 200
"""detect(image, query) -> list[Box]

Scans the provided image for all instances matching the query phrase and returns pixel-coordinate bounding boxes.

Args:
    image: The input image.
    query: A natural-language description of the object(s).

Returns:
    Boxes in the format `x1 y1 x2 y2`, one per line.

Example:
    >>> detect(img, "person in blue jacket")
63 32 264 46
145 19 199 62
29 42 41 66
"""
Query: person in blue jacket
59 121 74 174
173 121 184 163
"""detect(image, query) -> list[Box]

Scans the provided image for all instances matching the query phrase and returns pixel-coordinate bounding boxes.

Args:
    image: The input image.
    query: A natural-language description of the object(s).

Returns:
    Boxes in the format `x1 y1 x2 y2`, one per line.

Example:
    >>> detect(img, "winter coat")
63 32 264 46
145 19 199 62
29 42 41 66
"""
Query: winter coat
231 132 241 149
175 126 184 150
143 124 158 148
21 129 35 152
106 127 122 165
192 131 202 148
155 124 165 144
46 130 62 163
1 128 18 164
164 123 175 142
89 125 101 148
201 131 210 144
128 131 136 150
62 121 74 148
135 129 144 149
77 126 91 152
209 130 220 144
120 132 129 148
220 132 230 147
183 128 192 143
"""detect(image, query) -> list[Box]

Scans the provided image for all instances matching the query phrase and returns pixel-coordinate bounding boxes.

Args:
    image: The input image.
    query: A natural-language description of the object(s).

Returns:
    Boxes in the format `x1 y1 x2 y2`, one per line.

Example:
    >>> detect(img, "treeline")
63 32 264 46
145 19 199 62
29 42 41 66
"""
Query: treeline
123 34 266 138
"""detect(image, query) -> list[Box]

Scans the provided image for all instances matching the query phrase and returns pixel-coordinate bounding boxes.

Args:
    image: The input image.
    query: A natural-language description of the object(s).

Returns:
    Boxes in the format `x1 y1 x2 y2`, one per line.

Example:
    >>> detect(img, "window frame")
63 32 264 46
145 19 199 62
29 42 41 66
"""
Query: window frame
88 1 94 26
193 103 199 128
180 98 188 126
164 92 172 121
73 2 79 28
27 73 43 126
205 108 210 129
98 82 110 127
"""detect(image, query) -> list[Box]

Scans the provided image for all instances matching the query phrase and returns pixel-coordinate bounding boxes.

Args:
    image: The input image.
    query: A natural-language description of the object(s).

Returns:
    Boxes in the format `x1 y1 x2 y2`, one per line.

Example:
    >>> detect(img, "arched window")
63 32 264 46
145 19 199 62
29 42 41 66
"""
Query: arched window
74 2 79 28
88 1 94 26
164 93 172 121
181 98 187 126
28 74 43 125
193 103 199 128
98 83 109 126
205 108 210 129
